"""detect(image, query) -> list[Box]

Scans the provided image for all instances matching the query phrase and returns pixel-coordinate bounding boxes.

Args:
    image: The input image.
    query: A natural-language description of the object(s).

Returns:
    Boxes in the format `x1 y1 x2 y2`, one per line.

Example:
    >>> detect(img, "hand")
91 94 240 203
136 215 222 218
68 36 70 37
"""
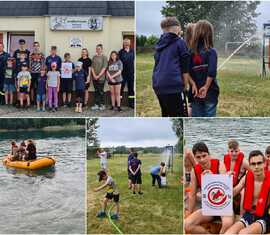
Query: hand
198 86 208 98
57 87 60 93
184 148 193 158
93 188 98 192
227 171 234 176
191 83 198 97
202 170 212 175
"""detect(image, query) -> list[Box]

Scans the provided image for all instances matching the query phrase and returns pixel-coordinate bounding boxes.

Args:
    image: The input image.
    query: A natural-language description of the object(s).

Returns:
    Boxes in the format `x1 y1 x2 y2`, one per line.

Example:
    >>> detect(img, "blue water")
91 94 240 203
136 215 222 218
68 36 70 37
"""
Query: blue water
0 131 85 234
184 118 270 160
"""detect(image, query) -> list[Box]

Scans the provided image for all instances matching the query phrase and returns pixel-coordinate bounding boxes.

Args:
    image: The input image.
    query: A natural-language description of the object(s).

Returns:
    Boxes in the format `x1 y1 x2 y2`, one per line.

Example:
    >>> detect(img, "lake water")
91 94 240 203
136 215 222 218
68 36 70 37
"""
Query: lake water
0 130 85 234
184 118 270 160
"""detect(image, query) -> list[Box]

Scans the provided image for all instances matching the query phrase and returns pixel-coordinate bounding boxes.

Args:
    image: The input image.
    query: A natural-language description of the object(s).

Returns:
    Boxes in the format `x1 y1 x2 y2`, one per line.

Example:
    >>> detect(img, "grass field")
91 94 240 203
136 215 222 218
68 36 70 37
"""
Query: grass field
87 154 183 234
136 52 270 117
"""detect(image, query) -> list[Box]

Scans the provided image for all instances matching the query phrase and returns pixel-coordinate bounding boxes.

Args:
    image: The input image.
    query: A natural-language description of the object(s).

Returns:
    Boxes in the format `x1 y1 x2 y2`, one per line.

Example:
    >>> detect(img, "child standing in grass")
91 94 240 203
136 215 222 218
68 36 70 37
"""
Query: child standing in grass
189 20 219 117
17 63 31 108
94 170 120 220
129 152 143 195
152 17 190 117
3 58 16 105
47 62 60 112
36 67 47 112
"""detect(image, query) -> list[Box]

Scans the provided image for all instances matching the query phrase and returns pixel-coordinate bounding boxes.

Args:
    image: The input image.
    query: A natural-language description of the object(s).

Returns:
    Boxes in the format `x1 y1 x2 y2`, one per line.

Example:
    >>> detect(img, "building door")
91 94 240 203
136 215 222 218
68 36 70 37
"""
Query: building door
122 34 135 49
0 33 3 43
8 33 35 55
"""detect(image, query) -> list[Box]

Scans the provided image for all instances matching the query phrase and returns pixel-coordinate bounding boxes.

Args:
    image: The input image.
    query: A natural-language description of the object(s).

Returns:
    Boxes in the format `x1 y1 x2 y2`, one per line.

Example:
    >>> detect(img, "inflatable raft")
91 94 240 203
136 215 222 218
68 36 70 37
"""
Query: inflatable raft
3 156 56 170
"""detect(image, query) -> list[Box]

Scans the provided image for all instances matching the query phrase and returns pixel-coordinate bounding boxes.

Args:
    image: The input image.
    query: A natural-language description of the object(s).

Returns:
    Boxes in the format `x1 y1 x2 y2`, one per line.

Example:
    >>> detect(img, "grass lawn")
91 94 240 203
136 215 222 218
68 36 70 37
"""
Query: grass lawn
87 154 183 234
136 52 270 117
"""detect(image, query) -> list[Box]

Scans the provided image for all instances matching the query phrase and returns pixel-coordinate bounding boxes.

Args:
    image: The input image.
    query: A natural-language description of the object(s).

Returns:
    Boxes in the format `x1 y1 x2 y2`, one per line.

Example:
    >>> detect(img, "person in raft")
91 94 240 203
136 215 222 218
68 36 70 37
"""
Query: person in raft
25 139 37 161
94 170 120 220
97 148 108 171
184 142 234 234
8 141 19 161
189 20 219 117
129 152 143 195
264 146 270 172
152 17 191 117
225 150 270 234
150 162 166 188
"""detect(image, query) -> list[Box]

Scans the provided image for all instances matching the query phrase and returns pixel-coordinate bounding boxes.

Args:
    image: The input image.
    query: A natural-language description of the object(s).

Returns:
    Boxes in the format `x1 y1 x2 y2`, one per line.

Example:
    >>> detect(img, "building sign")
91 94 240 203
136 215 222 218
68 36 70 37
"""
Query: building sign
264 25 270 37
70 37 82 48
50 16 103 31
201 174 233 216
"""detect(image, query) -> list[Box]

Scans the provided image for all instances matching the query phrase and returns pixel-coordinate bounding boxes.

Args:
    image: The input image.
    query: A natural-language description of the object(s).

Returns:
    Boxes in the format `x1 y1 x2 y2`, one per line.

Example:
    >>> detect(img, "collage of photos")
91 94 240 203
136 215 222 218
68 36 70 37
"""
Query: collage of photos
1 0 270 235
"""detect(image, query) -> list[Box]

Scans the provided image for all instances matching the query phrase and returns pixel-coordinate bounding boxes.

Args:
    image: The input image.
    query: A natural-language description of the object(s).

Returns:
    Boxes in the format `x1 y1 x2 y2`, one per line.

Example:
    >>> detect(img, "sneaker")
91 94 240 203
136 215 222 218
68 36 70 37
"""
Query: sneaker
117 107 122 112
138 192 143 195
133 191 136 194
52 108 56 112
91 104 99 111
110 213 119 220
55 107 58 112
110 106 114 110
68 102 72 108
42 108 46 112
99 105 105 111
96 211 106 218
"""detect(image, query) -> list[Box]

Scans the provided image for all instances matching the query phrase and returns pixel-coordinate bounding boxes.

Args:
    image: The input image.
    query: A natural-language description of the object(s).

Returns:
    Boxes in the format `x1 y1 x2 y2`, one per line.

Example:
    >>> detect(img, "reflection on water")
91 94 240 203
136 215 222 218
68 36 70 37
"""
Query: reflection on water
184 118 270 160
0 130 85 234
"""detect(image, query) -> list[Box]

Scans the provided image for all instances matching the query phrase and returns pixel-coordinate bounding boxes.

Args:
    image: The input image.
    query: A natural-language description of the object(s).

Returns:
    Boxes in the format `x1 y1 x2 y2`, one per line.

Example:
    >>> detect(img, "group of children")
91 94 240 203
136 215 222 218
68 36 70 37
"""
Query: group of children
8 140 37 161
94 148 168 221
2 40 131 113
184 140 270 234
153 17 219 117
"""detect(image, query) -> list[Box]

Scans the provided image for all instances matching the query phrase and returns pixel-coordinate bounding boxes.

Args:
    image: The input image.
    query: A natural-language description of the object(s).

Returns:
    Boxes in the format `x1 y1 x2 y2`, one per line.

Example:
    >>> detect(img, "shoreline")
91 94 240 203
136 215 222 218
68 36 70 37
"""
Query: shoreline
0 125 85 133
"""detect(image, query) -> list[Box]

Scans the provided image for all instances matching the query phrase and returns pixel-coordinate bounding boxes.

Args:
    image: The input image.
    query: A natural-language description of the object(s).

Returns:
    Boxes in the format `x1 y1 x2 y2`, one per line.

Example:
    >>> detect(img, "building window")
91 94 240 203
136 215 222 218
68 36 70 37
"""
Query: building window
8 32 35 55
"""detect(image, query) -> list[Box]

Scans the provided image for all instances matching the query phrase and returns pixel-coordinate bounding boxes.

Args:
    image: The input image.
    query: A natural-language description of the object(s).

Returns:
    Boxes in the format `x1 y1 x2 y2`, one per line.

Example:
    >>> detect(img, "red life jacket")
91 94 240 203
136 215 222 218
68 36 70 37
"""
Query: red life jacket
243 171 270 217
224 152 244 186
194 159 219 188
264 159 270 173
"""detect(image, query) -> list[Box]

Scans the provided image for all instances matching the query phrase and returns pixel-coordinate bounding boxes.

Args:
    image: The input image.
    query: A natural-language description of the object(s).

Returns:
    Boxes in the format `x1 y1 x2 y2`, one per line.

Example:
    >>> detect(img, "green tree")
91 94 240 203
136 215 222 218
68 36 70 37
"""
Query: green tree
145 35 159 47
87 118 99 147
171 118 183 154
136 35 148 47
161 1 260 49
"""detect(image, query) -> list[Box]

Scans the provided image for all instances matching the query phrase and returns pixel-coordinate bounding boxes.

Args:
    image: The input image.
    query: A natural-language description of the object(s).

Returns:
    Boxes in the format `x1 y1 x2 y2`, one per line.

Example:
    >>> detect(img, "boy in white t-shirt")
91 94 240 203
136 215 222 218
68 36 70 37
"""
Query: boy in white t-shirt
97 148 108 170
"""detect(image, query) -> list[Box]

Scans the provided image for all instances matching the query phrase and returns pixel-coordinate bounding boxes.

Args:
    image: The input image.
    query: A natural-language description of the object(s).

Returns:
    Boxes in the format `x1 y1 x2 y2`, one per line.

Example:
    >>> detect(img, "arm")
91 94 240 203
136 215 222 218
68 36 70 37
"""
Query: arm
111 70 122 79
97 67 106 79
188 169 197 214
106 70 112 81
134 164 141 175
57 74 60 92
94 182 108 192
28 76 31 92
233 175 246 196
243 159 252 172
129 165 135 175
219 161 227 174
91 67 97 80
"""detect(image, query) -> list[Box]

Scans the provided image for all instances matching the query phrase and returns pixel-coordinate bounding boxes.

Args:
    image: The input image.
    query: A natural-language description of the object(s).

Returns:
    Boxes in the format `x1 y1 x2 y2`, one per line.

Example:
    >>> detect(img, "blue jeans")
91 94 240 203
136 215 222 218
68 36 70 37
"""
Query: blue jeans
191 100 217 117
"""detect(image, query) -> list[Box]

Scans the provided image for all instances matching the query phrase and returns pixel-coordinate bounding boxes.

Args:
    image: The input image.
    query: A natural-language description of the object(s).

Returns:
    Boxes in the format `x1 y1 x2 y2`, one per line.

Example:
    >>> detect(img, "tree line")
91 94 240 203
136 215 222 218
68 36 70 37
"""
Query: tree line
0 119 85 130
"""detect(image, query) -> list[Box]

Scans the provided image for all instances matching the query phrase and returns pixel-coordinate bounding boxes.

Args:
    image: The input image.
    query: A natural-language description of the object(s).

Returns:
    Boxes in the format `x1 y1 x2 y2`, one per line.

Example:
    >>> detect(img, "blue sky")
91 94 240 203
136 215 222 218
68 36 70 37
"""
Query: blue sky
136 1 270 36
97 118 178 147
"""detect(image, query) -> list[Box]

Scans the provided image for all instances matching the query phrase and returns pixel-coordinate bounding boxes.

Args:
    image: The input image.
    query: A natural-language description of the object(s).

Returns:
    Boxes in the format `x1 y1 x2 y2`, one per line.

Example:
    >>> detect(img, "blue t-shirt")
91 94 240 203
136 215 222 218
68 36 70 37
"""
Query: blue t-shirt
45 55 62 71
73 69 86 90
127 153 134 167
150 166 161 175
130 158 142 175
37 75 47 95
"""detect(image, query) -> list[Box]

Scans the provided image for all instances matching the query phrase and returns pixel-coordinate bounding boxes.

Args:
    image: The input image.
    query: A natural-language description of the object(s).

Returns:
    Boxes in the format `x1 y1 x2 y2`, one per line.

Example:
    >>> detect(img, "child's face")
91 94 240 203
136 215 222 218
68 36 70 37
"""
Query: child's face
40 70 46 76
19 53 26 60
7 61 13 67
51 64 57 70
194 151 210 168
21 66 27 71
65 55 71 61
266 153 270 160
96 46 102 55
111 53 117 61
51 49 57 55
228 148 240 158
75 66 81 71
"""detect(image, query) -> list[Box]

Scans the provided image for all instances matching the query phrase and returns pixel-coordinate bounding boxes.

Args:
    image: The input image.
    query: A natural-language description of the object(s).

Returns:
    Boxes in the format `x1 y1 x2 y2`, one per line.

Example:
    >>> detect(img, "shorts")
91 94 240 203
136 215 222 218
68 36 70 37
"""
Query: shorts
108 81 122 86
76 89 84 103
131 174 142 184
3 84 16 92
30 73 39 90
106 192 120 202
61 79 73 93
240 211 270 234
36 94 46 102
19 87 29 94
100 161 107 170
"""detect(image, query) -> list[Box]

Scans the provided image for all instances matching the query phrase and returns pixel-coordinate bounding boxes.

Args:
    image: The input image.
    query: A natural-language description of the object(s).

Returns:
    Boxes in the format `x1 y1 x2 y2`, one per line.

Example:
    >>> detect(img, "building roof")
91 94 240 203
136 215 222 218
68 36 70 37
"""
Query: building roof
0 1 134 16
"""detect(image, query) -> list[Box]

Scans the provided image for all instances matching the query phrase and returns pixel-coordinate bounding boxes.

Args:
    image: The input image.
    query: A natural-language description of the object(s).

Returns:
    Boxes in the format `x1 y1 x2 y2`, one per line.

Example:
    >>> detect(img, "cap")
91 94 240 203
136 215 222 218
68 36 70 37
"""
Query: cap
75 61 83 67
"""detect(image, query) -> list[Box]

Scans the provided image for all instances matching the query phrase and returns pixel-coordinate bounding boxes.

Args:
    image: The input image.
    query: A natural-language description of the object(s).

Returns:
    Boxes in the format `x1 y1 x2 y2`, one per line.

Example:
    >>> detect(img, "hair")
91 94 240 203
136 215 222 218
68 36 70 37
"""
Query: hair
20 141 26 147
130 148 134 153
21 63 28 68
81 48 89 57
96 44 103 49
161 17 180 30
51 46 57 50
160 162 165 167
19 39 26 44
249 150 264 163
11 141 17 146
191 20 214 53
265 146 270 155
33 41 40 46
64 52 71 58
40 66 47 72
108 51 119 65
185 23 195 49
97 170 107 181
133 152 138 158
228 139 239 150
192 142 209 155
